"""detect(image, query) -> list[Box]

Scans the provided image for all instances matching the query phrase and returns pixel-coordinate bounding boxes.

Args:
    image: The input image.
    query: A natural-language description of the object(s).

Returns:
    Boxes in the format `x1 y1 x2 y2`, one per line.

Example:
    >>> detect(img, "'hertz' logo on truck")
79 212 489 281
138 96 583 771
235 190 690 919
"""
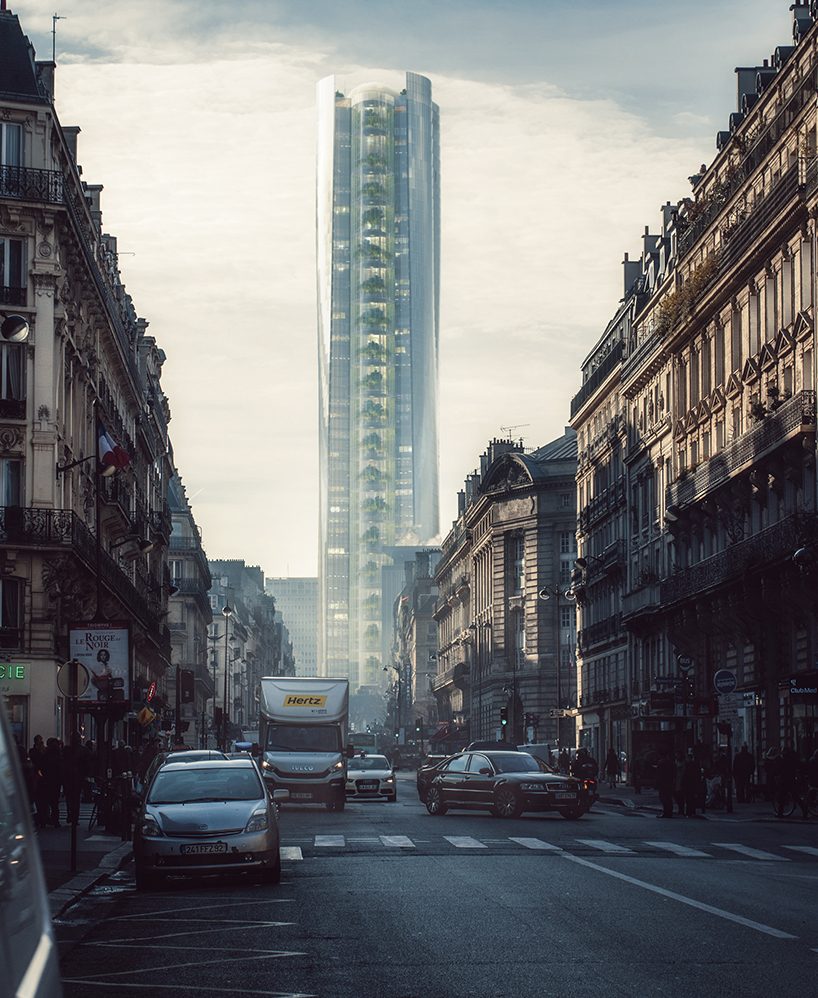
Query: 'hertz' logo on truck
283 694 328 707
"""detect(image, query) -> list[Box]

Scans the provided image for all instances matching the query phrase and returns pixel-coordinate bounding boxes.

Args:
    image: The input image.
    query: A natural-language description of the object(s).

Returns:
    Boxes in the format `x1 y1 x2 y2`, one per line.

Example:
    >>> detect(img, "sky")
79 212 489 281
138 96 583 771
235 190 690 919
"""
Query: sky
11 0 792 577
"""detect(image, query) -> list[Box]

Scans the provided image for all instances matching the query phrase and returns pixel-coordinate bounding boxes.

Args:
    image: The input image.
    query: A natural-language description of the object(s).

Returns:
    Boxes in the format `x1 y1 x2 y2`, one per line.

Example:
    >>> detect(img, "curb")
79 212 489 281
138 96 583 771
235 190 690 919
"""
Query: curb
48 841 133 920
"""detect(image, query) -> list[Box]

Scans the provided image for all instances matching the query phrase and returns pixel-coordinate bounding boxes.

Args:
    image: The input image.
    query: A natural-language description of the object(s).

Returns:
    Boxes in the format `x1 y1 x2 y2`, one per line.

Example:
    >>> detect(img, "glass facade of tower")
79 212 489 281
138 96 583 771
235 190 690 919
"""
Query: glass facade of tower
317 73 440 690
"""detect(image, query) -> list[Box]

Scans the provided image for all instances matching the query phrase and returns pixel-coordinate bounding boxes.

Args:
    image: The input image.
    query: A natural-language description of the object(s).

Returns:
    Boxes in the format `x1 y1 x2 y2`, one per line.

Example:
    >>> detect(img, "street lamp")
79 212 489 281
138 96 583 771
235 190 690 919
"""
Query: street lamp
538 585 577 748
221 604 233 751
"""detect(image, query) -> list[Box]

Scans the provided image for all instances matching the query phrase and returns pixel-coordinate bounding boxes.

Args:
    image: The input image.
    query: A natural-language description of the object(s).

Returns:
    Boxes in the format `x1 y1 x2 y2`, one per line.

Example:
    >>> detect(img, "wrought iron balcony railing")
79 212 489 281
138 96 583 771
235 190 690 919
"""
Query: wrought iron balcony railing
570 341 624 418
0 286 26 307
0 506 162 631
578 477 626 534
667 389 816 509
577 612 624 652
0 165 63 204
659 513 801 605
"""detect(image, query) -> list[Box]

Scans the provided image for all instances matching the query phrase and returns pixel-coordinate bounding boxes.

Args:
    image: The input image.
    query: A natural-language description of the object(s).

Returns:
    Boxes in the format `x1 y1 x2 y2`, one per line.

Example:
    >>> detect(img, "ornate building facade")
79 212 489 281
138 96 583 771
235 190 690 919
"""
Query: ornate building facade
433 433 578 749
0 12 173 749
572 1 818 767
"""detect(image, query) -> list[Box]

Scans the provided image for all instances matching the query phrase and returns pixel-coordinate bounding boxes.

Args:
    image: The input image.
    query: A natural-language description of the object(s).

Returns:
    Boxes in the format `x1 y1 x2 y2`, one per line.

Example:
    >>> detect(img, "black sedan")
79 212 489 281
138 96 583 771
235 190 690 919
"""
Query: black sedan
424 751 587 819
416 754 454 802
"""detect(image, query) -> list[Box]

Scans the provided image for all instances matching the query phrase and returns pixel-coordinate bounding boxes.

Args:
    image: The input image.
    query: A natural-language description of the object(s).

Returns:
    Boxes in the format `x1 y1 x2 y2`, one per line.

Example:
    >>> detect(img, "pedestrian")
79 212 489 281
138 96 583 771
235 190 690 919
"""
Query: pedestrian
81 739 97 800
558 748 570 775
62 731 87 826
681 750 703 817
673 750 685 815
28 735 48 828
604 747 620 789
138 737 160 781
733 744 755 803
41 737 63 827
656 749 675 817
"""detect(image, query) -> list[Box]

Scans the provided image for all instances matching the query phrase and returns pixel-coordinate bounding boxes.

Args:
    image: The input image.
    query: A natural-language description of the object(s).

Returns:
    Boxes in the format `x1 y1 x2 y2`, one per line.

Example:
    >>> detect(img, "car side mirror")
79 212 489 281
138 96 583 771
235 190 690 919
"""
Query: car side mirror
251 742 261 757
346 744 355 759
393 765 399 772
479 767 492 776
272 789 290 802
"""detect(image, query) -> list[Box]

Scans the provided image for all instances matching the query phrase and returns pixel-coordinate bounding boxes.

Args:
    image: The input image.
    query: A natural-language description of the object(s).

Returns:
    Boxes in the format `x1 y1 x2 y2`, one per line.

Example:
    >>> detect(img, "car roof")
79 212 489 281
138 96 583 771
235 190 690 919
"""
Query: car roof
159 758 258 771
164 750 226 759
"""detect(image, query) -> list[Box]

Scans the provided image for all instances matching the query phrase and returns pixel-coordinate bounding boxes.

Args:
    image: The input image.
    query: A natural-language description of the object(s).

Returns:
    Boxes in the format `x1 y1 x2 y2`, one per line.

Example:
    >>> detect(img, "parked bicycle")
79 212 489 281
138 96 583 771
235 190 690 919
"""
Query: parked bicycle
87 774 135 837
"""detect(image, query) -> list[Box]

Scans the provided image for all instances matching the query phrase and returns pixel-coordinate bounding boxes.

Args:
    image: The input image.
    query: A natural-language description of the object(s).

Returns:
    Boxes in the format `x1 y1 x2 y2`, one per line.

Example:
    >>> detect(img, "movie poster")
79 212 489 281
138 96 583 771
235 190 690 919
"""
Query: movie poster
68 622 130 703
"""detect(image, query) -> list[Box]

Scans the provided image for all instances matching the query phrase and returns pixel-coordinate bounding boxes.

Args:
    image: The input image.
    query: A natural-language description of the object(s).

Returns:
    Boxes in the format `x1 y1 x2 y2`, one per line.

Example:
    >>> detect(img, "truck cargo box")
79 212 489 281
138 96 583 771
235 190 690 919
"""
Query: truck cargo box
260 676 349 726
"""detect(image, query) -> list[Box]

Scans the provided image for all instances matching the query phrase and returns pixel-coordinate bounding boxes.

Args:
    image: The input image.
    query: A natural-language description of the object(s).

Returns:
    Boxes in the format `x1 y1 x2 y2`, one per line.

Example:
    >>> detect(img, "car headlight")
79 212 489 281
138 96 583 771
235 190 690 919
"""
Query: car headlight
245 809 269 833
384 776 394 784
261 759 272 770
333 760 345 771
140 817 162 838
519 783 543 792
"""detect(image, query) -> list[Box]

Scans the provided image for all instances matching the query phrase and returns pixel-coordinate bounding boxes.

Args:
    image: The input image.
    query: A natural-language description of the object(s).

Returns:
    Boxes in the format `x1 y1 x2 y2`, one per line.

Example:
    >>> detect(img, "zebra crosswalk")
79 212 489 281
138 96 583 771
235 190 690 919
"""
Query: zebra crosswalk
279 833 816 863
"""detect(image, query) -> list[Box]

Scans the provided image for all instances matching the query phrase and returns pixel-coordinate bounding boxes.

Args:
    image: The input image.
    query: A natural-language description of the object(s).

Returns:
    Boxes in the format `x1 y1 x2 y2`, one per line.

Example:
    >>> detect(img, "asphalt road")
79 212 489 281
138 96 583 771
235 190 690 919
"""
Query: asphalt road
55 771 818 997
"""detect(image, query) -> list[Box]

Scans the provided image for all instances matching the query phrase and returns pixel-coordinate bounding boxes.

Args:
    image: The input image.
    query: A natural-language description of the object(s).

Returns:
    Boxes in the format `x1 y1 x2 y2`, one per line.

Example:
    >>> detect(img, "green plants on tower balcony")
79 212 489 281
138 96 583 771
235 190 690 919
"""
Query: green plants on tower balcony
362 341 386 363
361 400 386 425
360 464 383 485
360 275 386 294
361 370 384 393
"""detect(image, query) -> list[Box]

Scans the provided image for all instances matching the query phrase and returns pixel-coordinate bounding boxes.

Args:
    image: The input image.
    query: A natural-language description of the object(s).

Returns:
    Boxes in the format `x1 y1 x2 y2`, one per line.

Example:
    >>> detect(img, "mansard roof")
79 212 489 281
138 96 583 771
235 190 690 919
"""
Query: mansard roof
480 428 577 494
0 13 46 103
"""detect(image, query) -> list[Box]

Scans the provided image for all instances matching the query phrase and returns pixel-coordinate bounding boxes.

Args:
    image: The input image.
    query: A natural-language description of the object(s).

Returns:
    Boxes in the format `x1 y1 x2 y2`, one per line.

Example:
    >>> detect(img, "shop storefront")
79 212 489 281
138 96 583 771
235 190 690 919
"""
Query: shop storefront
0 661 30 748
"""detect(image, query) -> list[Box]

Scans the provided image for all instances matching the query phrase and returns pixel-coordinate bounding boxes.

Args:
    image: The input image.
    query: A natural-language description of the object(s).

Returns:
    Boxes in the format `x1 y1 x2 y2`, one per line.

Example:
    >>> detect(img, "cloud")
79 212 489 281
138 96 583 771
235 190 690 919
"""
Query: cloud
10 0 756 573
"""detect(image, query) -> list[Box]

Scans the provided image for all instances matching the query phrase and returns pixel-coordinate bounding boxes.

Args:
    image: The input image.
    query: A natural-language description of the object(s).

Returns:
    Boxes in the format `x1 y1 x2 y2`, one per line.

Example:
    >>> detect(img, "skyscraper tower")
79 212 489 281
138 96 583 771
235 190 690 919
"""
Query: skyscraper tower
317 72 440 691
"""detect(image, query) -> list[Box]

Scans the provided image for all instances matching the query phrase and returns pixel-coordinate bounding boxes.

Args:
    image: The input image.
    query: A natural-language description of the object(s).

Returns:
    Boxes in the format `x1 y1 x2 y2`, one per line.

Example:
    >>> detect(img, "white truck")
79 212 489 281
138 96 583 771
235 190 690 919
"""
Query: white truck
258 677 350 811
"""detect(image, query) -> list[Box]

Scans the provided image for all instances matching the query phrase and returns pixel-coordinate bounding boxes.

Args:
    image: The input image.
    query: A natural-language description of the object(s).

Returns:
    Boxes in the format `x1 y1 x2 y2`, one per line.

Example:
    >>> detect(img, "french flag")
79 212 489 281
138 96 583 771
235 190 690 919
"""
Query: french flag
98 421 130 474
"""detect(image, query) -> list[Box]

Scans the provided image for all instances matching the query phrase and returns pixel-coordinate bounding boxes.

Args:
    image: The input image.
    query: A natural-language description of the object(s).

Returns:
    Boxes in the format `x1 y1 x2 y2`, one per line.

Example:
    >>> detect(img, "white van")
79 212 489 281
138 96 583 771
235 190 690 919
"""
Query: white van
0 701 63 997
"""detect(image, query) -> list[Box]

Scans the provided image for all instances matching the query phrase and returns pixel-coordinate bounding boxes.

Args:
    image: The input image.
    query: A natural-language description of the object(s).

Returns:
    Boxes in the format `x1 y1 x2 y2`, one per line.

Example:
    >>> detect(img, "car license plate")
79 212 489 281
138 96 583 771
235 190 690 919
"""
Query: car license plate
358 782 378 791
555 792 577 800
291 792 312 800
180 842 227 855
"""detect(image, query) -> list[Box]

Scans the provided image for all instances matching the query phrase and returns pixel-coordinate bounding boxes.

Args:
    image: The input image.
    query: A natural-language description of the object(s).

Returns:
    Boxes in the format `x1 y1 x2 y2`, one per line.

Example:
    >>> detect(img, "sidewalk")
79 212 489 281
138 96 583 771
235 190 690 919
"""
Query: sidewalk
37 803 133 919
597 782 793 821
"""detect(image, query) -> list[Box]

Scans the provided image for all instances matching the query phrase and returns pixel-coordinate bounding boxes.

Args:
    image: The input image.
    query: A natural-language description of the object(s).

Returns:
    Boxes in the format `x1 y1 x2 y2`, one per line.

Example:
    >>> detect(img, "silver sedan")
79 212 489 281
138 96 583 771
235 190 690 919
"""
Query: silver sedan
133 758 288 890
345 753 397 801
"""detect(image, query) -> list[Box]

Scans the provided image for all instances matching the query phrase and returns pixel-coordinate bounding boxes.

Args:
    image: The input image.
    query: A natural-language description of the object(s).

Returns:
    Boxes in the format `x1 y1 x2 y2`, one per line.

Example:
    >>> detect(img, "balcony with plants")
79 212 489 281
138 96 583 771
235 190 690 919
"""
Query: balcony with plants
361 399 386 426
666 388 815 509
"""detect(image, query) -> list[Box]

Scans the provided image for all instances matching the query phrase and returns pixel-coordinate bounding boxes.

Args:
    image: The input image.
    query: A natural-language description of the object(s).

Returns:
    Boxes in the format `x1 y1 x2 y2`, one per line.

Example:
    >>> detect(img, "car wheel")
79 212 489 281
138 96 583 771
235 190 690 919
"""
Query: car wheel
259 851 282 885
425 786 448 816
134 864 160 892
493 787 523 819
559 807 583 820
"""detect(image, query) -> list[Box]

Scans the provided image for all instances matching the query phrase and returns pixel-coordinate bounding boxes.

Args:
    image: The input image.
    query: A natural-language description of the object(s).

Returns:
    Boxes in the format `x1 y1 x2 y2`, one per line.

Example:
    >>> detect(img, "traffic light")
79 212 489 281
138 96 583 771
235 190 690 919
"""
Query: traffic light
500 706 508 728
415 717 424 736
180 668 195 704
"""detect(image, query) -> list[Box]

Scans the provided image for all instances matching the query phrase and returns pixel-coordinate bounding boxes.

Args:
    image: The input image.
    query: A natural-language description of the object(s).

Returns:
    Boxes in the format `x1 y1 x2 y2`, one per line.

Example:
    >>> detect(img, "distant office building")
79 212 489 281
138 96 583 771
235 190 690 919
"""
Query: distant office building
266 578 318 678
317 72 440 690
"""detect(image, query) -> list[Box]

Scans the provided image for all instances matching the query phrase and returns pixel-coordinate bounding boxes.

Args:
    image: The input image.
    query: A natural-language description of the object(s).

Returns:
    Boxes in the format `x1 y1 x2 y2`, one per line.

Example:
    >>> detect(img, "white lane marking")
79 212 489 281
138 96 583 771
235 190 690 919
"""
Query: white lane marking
280 846 303 861
644 841 711 858
111 899 293 920
714 843 789 861
102 922 295 944
576 839 635 854
64 950 310 981
380 835 415 848
314 834 345 847
444 835 487 849
561 853 797 939
509 837 563 851
62 982 315 997
784 846 818 858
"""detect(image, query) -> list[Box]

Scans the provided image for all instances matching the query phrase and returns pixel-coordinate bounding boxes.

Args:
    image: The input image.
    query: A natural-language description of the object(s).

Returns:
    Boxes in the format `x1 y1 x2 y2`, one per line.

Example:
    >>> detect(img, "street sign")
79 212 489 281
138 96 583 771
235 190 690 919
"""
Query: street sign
713 669 737 695
717 692 739 722
676 654 694 674
56 660 90 698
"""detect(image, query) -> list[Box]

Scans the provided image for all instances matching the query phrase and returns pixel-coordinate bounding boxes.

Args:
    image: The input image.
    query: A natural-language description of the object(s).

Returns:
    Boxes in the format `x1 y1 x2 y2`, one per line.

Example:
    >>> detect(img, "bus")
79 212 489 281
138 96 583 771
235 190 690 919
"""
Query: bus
349 730 377 752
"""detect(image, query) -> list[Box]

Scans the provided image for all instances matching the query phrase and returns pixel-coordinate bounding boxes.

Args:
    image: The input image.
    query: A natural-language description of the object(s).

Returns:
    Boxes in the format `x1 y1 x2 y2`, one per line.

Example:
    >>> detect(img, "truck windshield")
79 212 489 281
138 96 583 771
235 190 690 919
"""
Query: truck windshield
265 725 340 753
